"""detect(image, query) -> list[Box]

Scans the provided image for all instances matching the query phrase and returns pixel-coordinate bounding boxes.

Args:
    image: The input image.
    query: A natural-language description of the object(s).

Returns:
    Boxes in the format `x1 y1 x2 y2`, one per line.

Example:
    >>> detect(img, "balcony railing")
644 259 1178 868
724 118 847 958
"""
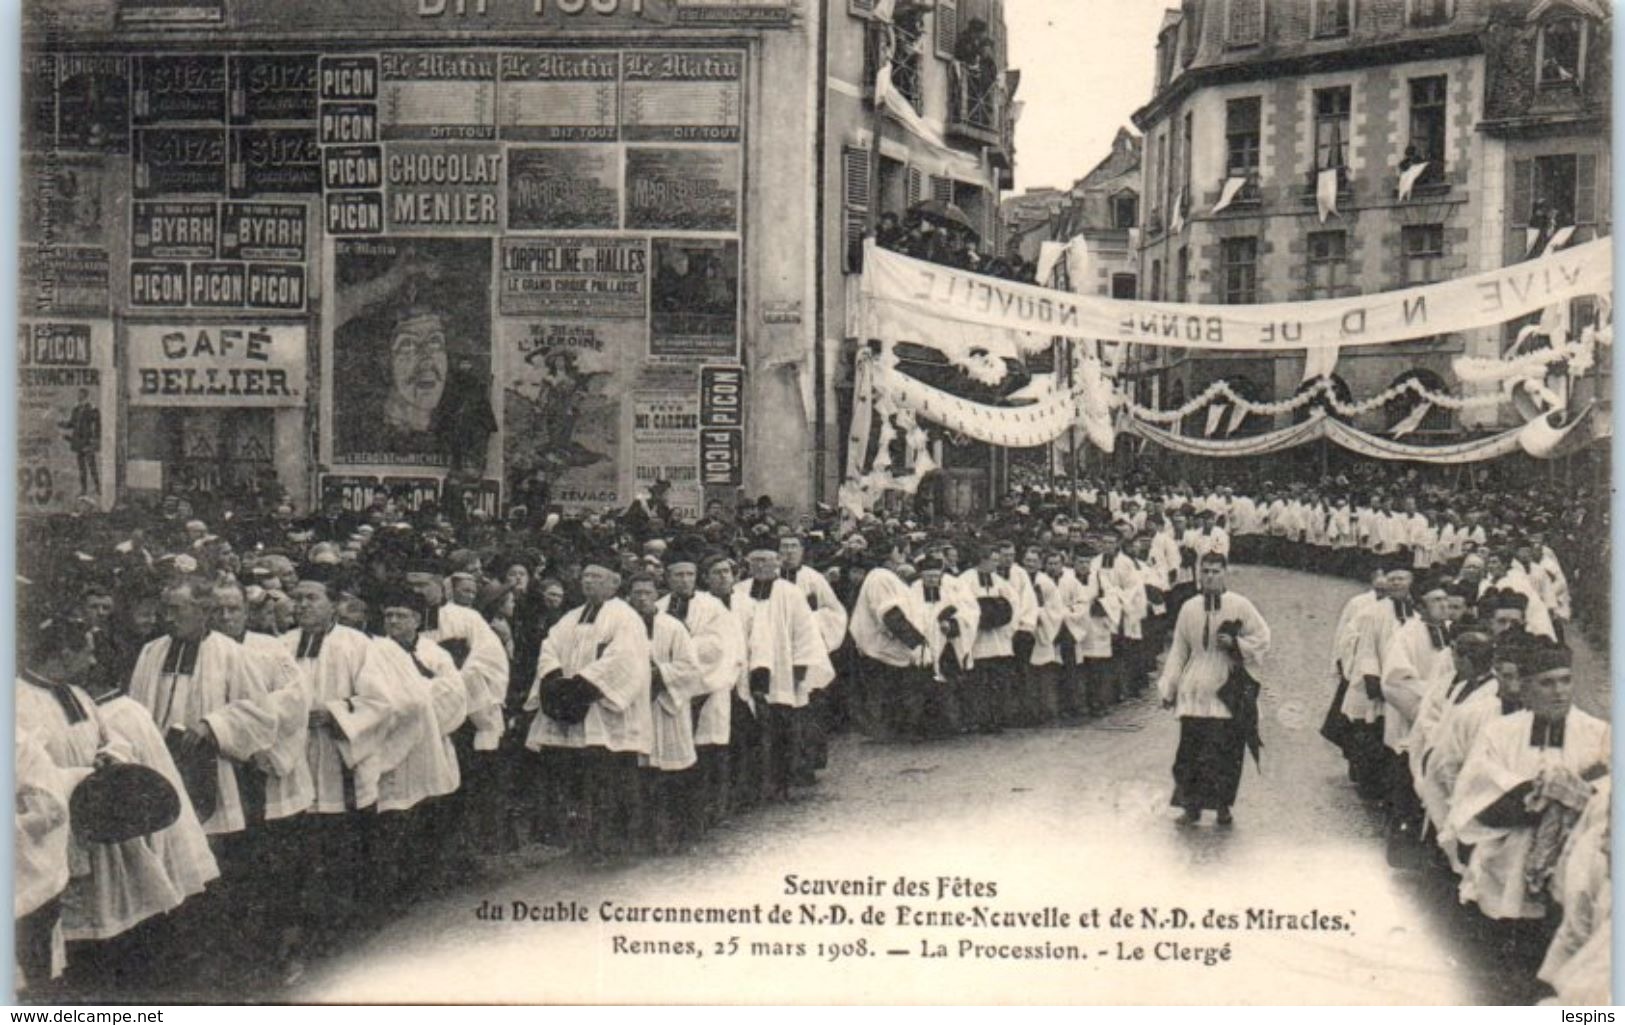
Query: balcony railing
863 21 924 110
947 59 1003 147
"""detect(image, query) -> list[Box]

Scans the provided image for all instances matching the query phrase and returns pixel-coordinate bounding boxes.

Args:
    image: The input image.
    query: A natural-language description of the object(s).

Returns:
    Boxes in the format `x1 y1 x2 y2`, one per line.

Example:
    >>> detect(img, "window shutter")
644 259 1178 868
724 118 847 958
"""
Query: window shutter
843 146 871 273
935 0 959 60
1511 158 1532 226
1575 153 1597 224
848 0 875 15
906 166 924 208
930 174 955 205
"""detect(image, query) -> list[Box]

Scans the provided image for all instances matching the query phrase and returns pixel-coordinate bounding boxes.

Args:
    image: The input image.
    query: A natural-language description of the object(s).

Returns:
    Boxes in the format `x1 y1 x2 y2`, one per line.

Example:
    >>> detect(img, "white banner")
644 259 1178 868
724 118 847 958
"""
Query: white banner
1127 412 1534 464
861 237 1611 349
886 367 1079 448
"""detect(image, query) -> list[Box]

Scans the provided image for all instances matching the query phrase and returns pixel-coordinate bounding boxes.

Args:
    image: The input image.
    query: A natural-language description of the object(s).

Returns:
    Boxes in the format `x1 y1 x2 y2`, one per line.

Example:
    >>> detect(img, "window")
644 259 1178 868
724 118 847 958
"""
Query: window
1515 153 1599 230
1406 76 1447 170
1181 111 1194 193
1176 246 1190 302
1314 87 1351 171
1313 0 1351 38
934 0 959 60
1111 192 1138 230
1537 15 1586 90
1227 0 1264 45
1157 31 1177 89
1150 259 1163 302
1220 237 1258 304
1408 0 1452 28
1307 230 1346 298
1401 224 1444 285
842 147 871 272
1225 97 1261 177
1111 273 1138 299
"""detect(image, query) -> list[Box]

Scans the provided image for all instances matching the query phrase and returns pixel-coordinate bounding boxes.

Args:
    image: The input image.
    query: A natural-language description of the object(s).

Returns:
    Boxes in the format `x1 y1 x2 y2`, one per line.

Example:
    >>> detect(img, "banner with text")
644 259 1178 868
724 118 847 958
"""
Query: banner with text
862 238 1612 350
127 322 307 407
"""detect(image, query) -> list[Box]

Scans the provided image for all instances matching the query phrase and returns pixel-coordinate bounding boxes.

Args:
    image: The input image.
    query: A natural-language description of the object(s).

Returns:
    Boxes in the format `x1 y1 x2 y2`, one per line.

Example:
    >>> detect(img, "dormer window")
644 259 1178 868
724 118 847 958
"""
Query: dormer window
1536 12 1587 91
1407 0 1452 27
1313 0 1351 38
1226 0 1263 47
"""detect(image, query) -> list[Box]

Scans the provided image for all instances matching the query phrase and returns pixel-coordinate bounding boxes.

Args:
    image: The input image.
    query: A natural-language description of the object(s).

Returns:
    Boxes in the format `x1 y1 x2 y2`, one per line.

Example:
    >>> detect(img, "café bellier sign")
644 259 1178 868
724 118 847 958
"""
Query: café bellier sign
127 323 307 406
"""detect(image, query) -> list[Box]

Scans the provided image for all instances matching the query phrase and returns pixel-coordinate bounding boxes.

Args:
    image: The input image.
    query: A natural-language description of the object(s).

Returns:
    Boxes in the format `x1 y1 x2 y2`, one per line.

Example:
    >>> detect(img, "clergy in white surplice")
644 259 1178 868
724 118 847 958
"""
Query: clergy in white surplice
281 573 406 960
526 559 653 859
1377 577 1456 841
629 573 705 852
660 554 744 829
368 587 467 814
850 554 929 737
1088 532 1139 708
779 535 848 657
1156 553 1271 826
1340 563 1415 800
15 726 72 990
956 544 1019 735
127 581 278 843
1449 643 1609 932
1025 552 1074 726
1072 546 1122 718
1411 628 1502 872
909 557 977 738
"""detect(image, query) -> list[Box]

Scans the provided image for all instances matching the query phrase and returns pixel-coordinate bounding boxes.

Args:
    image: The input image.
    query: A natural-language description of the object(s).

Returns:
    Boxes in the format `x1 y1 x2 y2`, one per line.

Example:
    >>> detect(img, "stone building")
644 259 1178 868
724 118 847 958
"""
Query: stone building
1125 0 1609 445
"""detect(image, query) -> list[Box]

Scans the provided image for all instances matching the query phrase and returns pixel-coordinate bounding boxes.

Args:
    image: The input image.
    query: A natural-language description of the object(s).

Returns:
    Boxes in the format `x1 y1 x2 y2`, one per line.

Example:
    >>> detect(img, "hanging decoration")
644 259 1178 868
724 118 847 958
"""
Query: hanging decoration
1212 176 1247 215
1127 412 1535 464
1397 161 1430 201
1119 370 1506 426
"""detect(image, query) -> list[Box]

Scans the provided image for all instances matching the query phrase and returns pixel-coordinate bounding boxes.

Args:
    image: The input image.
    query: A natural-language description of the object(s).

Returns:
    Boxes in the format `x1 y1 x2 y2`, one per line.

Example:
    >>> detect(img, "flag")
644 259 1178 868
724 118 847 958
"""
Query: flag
1224 403 1249 436
1543 225 1577 256
1212 176 1247 214
1397 161 1429 201
1526 227 1543 258
1035 241 1067 288
1204 404 1227 437
1170 187 1186 234
1389 402 1432 438
1301 345 1340 388
1316 168 1340 223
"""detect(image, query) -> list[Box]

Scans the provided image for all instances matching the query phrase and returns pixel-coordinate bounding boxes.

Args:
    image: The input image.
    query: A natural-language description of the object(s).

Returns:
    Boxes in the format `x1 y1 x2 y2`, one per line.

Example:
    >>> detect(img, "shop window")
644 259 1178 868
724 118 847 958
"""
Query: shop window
1537 13 1586 91
1407 0 1452 28
1307 229 1347 298
1220 236 1258 304
1401 224 1444 285
1313 0 1351 38
1226 0 1264 46
1314 86 1351 171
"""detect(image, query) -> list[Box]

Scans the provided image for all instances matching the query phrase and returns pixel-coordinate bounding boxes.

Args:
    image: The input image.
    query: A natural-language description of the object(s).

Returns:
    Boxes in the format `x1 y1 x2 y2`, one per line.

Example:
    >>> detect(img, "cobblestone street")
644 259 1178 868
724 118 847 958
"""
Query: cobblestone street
292 565 1608 1004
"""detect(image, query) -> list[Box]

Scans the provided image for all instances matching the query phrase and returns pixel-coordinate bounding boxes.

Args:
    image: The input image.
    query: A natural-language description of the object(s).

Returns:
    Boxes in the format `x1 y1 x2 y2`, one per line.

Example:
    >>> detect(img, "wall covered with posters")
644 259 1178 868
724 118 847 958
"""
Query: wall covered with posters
25 0 820 514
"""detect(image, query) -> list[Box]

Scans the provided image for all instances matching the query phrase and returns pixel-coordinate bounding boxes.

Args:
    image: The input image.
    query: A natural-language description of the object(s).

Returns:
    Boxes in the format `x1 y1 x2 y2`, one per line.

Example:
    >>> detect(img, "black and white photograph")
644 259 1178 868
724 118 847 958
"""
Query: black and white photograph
9 0 1617 1009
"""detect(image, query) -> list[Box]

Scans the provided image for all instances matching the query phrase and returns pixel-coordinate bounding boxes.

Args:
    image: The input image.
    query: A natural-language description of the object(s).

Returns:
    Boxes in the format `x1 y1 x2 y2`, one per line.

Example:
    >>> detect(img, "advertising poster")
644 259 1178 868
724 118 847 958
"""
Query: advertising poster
133 54 228 124
506 147 620 231
18 319 114 513
502 318 635 513
332 237 493 467
321 104 379 145
499 236 647 319
126 322 307 407
230 127 322 197
245 264 307 311
117 0 224 23
323 144 384 190
22 246 111 316
229 53 319 124
58 54 130 152
22 154 114 247
632 391 703 519
649 237 739 360
384 143 502 234
621 50 743 142
133 201 220 259
133 128 229 197
220 202 307 262
320 56 379 102
625 147 740 231
23 52 55 152
379 51 497 142
498 51 619 142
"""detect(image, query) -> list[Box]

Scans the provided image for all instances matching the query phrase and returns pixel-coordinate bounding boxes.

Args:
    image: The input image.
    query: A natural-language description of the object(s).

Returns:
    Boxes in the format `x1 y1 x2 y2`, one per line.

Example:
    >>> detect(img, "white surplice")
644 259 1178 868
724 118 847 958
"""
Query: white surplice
910 576 978 683
369 635 466 813
731 579 836 710
422 602 510 751
238 630 312 821
1378 617 1456 752
1156 592 1270 720
850 566 928 669
525 597 653 754
955 568 1019 661
785 564 849 660
659 591 742 748
280 624 406 814
644 611 704 772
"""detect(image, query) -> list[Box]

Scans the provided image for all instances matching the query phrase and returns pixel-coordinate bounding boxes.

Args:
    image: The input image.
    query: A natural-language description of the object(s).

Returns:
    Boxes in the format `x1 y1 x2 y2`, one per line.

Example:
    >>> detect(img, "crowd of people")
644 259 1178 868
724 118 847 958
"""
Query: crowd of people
12 459 1609 1003
865 209 1040 283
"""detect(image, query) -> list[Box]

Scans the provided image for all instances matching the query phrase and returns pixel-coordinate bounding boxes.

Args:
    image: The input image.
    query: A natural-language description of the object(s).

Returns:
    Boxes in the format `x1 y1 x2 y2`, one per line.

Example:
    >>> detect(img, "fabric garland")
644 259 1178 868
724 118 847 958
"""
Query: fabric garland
1127 413 1537 464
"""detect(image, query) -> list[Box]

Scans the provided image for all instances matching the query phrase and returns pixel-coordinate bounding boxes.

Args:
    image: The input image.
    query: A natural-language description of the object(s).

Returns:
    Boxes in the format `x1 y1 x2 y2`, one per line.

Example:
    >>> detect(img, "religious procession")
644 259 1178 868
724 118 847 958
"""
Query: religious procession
11 0 1616 1010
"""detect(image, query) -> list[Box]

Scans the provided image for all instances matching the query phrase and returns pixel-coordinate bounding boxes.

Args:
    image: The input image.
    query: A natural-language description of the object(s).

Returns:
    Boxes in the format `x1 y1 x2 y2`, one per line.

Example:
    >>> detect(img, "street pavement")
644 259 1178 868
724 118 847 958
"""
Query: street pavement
292 565 1609 1005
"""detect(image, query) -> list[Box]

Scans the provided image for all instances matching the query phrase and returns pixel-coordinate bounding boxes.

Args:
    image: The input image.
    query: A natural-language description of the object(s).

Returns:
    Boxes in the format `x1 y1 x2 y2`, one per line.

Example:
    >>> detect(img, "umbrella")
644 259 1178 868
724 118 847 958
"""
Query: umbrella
910 199 976 234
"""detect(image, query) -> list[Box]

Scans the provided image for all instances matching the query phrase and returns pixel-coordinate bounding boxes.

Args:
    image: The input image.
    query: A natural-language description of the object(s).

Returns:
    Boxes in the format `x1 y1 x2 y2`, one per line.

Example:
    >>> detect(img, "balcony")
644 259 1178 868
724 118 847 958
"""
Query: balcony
947 59 1004 149
862 19 925 110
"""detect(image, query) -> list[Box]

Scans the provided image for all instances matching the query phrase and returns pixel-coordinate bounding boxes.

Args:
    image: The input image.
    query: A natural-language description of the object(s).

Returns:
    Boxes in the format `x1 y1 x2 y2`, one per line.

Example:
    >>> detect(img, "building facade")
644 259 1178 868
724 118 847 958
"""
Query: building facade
824 0 1018 511
1126 0 1609 445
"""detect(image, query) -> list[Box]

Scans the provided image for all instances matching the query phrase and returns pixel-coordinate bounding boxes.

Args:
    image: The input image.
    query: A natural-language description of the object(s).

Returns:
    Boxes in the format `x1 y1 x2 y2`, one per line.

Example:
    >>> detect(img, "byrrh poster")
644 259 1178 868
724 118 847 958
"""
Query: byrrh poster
10 0 1617 1012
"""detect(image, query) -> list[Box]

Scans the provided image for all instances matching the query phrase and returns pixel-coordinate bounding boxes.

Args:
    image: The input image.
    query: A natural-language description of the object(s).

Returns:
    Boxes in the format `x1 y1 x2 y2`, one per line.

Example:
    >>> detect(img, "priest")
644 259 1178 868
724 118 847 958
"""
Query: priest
628 572 704 852
908 556 978 738
659 552 744 829
849 543 929 737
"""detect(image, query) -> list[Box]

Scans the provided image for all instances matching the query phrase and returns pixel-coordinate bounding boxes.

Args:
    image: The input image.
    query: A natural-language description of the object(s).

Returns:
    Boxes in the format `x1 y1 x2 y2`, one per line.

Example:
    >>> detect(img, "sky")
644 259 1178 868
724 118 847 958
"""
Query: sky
1005 0 1168 193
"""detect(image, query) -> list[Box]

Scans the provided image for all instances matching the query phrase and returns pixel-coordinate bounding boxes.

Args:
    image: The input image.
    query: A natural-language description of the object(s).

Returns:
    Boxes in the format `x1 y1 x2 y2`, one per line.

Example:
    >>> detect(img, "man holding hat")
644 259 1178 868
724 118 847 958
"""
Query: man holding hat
524 555 652 860
849 543 929 737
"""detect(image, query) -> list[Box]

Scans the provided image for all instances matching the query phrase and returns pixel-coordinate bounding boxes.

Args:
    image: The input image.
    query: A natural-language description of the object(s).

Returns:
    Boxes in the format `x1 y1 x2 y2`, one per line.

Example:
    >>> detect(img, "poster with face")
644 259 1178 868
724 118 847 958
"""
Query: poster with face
649 237 740 361
331 237 493 467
